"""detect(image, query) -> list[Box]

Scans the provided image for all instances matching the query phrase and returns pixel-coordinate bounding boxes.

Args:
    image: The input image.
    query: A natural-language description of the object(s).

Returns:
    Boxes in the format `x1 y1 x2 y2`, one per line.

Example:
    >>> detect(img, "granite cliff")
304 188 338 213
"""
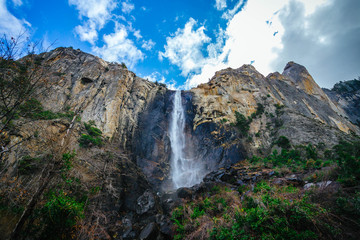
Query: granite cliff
323 79 360 127
0 48 359 239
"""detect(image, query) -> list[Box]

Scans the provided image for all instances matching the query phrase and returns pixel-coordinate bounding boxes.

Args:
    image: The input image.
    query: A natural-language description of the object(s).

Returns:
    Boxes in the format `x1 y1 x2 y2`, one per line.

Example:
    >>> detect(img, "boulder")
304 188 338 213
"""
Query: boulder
139 222 159 240
136 190 156 215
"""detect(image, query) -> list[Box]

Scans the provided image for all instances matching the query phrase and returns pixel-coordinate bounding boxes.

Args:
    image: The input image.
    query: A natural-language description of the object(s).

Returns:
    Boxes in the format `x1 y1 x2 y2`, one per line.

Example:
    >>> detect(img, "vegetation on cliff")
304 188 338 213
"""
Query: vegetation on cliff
79 121 103 148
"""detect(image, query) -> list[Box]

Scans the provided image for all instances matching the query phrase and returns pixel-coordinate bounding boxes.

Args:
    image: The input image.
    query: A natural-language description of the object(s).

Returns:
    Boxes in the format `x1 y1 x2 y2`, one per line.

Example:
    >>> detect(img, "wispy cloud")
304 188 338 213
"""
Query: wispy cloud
68 0 117 44
142 39 155 51
215 0 227 11
121 1 134 14
74 21 98 44
0 0 30 37
92 22 144 68
184 0 336 89
272 0 360 88
159 18 211 76
69 0 151 69
141 71 177 89
133 29 142 39
222 0 246 20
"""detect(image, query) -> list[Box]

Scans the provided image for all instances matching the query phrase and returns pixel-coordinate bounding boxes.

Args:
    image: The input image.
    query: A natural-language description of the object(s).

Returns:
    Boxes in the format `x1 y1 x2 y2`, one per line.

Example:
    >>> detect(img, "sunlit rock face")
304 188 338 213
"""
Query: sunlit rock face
189 62 358 158
36 47 166 150
282 61 348 118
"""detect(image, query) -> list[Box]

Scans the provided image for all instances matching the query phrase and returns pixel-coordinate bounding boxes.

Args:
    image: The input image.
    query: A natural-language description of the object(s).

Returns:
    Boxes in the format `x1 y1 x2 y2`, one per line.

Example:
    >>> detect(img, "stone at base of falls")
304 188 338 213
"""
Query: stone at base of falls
155 214 174 238
303 181 341 192
136 190 156 215
176 187 194 199
139 222 159 240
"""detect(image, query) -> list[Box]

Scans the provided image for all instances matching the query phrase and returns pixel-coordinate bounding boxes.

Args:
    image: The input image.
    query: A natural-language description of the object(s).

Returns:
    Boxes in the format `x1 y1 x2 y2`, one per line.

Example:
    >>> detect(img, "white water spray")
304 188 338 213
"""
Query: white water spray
170 90 203 189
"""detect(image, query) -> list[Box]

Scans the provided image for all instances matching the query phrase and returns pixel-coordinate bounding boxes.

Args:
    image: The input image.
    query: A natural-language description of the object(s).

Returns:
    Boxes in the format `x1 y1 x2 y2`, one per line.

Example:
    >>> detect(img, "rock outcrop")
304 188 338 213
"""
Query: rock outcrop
36 47 168 149
188 63 358 159
323 79 360 126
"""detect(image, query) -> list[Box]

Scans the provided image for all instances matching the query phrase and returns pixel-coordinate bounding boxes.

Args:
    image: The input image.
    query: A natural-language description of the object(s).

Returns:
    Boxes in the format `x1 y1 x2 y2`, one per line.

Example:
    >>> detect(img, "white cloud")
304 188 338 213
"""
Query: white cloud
122 1 134 14
133 29 142 39
92 22 144 68
74 21 98 44
69 0 117 43
300 0 328 16
185 0 334 89
222 0 285 74
222 0 245 20
272 0 360 88
159 18 211 76
141 72 177 89
185 59 228 89
143 72 163 82
215 0 227 11
0 0 30 38
142 39 155 51
69 0 117 25
70 0 144 69
41 32 54 51
186 0 285 88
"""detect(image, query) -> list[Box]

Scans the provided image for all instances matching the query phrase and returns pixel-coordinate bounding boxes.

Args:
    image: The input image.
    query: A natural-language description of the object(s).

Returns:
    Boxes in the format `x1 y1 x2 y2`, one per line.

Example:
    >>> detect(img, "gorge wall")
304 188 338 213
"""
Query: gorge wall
32 49 359 188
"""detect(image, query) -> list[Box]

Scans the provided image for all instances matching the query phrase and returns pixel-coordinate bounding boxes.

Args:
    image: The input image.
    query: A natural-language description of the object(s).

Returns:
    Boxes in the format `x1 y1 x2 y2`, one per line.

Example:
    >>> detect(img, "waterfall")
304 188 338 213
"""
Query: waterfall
170 90 203 189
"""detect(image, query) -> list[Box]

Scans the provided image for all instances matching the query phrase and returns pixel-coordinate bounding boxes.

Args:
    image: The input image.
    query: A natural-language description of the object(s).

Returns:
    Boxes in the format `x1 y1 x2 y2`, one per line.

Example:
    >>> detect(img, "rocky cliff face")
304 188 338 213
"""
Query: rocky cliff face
1 48 359 239
323 79 360 127
188 62 358 158
36 47 167 149
33 49 359 175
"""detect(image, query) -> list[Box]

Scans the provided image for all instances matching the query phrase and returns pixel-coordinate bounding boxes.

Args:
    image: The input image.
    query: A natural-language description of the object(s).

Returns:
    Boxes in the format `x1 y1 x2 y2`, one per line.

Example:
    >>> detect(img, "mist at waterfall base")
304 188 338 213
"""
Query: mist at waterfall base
169 90 206 189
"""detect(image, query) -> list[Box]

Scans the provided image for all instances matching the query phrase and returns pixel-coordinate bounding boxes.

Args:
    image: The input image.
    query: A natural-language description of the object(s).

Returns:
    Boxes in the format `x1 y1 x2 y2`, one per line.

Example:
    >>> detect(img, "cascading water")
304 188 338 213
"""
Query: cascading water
170 90 203 189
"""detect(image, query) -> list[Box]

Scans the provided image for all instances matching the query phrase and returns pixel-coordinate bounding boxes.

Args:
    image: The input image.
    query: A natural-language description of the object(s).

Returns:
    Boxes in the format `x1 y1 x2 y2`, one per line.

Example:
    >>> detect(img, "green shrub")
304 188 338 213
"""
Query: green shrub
234 103 265 135
274 103 285 115
220 118 228 123
210 185 338 240
79 122 103 148
18 155 40 175
235 111 250 135
62 151 76 171
335 192 360 225
211 185 220 194
253 181 271 193
171 206 185 239
249 145 325 172
79 134 102 148
306 144 318 160
333 141 360 186
18 98 43 118
18 98 76 120
191 207 205 219
40 190 85 239
255 103 264 116
84 122 102 136
275 136 291 149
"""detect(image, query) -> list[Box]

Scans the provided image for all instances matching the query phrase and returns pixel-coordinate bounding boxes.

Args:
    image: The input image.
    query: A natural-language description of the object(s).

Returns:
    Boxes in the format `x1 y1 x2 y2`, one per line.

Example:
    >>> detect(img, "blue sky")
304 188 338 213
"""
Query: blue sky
1 0 360 89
